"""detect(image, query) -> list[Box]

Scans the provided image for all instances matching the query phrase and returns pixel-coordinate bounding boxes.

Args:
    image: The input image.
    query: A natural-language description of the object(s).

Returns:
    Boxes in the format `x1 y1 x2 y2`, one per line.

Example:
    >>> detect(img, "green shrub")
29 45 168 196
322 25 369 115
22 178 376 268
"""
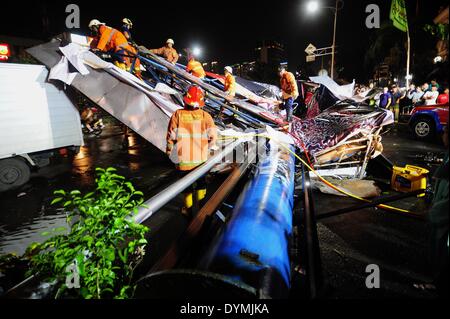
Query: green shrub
26 167 149 299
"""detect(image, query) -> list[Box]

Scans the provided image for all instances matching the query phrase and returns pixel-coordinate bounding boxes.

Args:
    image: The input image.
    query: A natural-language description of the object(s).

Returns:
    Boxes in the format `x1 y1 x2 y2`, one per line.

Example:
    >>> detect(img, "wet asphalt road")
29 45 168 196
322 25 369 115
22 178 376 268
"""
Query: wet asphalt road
0 120 447 298
315 123 447 299
0 123 175 256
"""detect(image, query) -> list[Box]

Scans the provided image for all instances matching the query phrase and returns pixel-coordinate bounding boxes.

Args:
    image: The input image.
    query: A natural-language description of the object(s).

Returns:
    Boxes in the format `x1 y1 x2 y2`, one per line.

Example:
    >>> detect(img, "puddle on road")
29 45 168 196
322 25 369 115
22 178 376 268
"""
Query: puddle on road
0 208 69 256
0 125 173 258
72 146 94 186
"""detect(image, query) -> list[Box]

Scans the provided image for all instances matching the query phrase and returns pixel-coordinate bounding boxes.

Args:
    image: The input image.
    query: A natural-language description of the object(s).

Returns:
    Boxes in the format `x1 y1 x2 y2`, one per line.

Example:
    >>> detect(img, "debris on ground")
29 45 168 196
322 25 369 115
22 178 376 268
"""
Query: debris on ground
312 178 382 198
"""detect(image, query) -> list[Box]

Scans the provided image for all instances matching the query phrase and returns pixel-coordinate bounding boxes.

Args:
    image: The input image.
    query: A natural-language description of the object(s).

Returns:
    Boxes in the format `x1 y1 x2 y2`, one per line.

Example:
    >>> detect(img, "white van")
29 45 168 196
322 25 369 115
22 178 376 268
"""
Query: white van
0 63 83 192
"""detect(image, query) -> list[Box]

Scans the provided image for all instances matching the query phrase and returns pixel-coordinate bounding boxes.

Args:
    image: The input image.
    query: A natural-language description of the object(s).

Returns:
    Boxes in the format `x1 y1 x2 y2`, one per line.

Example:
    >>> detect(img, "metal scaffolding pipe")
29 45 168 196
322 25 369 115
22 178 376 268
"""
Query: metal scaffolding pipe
132 138 248 224
150 157 255 272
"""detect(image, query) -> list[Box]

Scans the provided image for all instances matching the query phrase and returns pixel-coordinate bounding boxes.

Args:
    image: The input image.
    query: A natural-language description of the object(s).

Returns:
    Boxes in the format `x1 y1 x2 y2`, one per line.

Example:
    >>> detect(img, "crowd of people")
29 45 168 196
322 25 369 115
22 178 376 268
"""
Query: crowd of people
375 81 449 122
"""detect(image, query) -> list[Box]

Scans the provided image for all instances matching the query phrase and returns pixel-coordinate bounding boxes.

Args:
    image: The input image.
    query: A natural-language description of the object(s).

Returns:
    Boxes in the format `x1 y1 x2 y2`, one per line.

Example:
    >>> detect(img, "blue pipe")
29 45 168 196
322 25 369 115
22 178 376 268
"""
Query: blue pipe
200 143 296 298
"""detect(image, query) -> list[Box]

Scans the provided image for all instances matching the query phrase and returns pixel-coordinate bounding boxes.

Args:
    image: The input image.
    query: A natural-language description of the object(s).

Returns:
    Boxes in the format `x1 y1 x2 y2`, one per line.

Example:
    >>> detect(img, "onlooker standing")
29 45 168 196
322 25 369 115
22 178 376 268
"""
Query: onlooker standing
437 88 449 105
431 80 441 93
398 84 415 112
405 83 416 101
409 86 424 105
390 85 402 104
423 85 440 105
390 85 402 122
379 87 392 109
422 82 431 93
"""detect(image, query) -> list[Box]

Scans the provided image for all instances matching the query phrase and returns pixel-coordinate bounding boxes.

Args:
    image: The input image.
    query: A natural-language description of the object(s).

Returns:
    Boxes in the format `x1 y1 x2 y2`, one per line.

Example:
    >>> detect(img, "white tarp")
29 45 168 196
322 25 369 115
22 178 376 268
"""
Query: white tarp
49 43 90 85
42 42 184 153
309 75 356 101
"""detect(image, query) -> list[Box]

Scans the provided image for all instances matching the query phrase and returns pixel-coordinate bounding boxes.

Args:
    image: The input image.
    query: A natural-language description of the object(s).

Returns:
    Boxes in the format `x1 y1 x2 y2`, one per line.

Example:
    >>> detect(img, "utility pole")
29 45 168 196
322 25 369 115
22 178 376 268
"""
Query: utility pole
331 0 338 80
306 0 343 79
406 28 411 87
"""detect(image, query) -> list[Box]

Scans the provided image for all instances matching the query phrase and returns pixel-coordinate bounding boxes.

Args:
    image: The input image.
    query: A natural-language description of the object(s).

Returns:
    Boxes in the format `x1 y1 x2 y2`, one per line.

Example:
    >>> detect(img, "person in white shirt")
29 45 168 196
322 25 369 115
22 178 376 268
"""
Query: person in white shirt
408 85 424 105
423 85 439 105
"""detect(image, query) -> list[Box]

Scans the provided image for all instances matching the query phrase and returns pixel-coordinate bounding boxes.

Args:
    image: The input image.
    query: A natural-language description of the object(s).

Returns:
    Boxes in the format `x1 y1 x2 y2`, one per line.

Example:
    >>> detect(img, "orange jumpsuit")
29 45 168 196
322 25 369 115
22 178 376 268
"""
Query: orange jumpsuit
224 73 236 97
166 109 217 171
280 71 299 100
186 59 206 79
151 46 179 64
91 25 140 72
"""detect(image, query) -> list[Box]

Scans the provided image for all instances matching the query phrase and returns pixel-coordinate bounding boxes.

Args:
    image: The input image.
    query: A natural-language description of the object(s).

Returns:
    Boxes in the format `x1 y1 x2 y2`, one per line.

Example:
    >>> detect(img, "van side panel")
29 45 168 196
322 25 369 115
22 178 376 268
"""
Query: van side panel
0 63 84 159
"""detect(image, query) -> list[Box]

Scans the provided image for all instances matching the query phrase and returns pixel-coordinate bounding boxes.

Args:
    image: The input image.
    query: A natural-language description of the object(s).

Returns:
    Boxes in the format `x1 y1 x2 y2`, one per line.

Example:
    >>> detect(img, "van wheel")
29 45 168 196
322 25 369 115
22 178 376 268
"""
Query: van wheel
0 158 31 192
413 118 435 140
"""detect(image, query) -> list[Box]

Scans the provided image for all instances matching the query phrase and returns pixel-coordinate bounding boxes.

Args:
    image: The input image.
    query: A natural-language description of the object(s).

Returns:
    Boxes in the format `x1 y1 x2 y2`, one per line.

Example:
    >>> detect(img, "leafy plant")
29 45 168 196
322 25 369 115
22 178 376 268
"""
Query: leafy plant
26 167 149 299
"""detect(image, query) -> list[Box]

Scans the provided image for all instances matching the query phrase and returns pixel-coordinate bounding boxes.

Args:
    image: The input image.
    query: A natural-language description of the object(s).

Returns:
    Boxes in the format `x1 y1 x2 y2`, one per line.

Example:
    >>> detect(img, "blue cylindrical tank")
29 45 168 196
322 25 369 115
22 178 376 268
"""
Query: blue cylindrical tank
200 143 296 298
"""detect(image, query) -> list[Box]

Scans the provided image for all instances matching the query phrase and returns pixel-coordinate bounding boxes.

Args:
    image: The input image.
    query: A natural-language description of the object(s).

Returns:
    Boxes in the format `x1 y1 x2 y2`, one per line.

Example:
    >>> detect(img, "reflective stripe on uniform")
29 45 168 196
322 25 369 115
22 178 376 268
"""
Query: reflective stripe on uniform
178 161 206 166
107 28 116 44
177 161 206 171
177 133 209 138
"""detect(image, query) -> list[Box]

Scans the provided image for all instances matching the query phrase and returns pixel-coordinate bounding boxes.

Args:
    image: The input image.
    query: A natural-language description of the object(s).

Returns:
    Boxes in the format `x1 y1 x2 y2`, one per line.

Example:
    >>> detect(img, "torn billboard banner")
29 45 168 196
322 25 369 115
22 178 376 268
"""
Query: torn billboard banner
291 107 394 161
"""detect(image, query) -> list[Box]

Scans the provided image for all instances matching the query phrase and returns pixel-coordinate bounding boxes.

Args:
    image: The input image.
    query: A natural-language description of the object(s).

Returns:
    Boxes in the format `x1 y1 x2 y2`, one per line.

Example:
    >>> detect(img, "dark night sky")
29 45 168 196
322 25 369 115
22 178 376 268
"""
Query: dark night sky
3 0 448 82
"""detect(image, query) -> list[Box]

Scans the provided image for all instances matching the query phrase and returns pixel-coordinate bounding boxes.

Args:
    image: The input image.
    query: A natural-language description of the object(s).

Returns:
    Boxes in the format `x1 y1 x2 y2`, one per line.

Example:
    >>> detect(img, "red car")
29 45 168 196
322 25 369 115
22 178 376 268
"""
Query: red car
408 103 449 140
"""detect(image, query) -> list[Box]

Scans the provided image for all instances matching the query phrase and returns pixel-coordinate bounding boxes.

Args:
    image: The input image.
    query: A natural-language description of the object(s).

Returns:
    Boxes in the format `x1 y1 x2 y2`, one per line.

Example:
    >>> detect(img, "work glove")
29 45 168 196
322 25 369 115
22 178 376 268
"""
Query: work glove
210 145 219 156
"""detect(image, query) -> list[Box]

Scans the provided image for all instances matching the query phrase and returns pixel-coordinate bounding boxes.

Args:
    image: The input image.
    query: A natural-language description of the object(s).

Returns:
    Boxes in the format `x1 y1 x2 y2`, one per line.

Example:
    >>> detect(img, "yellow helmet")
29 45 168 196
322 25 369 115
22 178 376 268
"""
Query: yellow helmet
122 18 133 27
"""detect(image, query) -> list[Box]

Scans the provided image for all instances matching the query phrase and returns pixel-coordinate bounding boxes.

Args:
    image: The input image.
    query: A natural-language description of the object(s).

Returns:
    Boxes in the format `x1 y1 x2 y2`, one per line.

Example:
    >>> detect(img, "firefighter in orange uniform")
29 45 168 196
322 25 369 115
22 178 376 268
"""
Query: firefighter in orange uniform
186 53 206 79
217 66 238 123
166 86 217 215
88 19 141 76
150 39 179 64
121 18 133 42
279 66 299 122
223 66 236 99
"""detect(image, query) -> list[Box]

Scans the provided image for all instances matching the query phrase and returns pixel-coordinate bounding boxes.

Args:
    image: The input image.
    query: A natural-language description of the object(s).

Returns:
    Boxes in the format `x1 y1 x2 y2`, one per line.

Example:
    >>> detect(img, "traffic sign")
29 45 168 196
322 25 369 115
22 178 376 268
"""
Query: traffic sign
305 43 317 55
306 55 316 62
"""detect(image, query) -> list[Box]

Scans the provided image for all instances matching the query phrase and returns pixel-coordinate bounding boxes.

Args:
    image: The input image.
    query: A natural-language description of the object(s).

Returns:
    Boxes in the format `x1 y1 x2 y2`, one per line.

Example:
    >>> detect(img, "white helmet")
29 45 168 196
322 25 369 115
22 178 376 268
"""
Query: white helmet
89 19 104 30
224 66 233 74
166 38 175 45
122 18 133 27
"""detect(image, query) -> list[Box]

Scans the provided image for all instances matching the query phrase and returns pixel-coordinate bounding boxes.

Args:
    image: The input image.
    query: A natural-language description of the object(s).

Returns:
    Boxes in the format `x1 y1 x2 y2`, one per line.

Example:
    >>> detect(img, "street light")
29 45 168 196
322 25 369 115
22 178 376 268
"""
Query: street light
306 0 344 80
306 1 319 13
193 47 202 57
